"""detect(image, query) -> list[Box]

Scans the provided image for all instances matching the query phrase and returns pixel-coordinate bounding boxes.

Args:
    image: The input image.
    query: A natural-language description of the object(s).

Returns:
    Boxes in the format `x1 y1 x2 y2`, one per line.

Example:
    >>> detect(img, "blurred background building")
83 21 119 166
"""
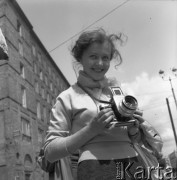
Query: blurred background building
0 0 71 179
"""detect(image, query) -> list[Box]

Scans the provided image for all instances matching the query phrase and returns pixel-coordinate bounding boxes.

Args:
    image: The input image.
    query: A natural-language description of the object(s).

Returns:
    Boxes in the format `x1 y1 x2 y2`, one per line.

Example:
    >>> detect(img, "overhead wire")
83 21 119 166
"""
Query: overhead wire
47 0 176 113
48 0 130 53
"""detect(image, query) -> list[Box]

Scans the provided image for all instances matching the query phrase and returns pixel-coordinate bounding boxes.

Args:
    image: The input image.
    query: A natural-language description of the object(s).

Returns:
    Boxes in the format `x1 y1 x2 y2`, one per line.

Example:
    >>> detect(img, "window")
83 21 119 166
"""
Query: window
53 72 55 80
57 89 60 96
41 86 45 99
43 60 46 69
52 98 55 106
47 93 50 104
37 101 41 120
21 86 27 108
20 62 25 78
57 78 60 87
49 110 52 120
48 66 51 75
34 81 39 94
50 82 53 91
37 52 42 63
59 81 63 91
19 41 23 56
32 45 36 57
43 106 46 120
39 70 43 81
47 109 52 124
25 173 31 180
21 118 31 137
33 63 37 74
38 128 43 145
54 87 58 96
17 20 22 37
15 176 20 180
44 75 48 86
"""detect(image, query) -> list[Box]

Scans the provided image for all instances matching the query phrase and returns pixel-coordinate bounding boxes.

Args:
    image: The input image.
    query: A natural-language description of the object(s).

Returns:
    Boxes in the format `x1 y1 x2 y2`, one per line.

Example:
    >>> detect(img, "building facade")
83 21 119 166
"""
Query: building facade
0 0 70 179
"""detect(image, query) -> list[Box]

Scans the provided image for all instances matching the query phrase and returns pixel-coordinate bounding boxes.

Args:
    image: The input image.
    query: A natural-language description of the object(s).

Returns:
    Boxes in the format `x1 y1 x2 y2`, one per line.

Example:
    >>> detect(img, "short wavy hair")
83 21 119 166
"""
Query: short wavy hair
71 28 123 66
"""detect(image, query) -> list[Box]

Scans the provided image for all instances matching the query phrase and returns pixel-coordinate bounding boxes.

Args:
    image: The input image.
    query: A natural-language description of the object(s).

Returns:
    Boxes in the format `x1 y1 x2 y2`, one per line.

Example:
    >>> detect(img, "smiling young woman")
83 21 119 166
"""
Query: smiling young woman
43 28 163 180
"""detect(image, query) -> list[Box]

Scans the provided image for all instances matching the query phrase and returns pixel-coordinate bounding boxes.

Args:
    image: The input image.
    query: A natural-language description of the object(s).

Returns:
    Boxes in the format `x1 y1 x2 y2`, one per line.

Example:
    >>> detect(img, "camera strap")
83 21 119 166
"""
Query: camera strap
77 82 112 105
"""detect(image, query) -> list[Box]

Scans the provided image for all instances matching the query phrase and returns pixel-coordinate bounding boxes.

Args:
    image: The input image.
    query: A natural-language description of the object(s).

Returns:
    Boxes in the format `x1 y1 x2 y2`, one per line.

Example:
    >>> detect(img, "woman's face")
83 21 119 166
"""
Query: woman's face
80 41 111 81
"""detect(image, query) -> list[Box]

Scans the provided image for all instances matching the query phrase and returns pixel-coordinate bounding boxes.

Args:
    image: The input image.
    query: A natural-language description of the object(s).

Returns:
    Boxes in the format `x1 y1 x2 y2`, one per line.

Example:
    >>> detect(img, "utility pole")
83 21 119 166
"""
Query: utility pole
159 68 177 148
166 98 177 147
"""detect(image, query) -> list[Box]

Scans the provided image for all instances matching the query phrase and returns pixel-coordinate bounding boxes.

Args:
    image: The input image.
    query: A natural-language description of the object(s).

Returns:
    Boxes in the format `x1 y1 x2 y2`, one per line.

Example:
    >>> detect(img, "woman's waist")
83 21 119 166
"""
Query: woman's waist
80 141 134 153
86 130 131 143
79 141 137 163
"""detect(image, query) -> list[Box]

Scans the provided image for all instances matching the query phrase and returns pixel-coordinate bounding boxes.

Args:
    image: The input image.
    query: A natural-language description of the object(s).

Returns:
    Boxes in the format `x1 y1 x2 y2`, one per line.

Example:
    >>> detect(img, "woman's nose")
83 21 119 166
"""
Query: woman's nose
96 57 104 65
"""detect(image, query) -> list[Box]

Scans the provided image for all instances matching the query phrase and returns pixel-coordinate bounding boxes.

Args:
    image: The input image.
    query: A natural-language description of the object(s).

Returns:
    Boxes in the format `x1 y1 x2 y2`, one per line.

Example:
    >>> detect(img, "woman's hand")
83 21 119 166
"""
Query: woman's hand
127 114 145 136
127 119 139 136
133 113 145 124
88 108 114 135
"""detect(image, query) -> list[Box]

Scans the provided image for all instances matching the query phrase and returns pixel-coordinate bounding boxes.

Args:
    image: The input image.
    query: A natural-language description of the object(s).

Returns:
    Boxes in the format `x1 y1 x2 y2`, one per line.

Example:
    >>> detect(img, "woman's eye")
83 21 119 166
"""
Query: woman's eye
102 56 109 61
90 55 97 59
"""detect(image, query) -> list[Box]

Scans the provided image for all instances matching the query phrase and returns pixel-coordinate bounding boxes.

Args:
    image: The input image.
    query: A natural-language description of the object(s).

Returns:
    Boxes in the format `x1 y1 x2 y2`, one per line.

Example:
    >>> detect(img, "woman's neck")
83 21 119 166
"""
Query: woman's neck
77 70 106 89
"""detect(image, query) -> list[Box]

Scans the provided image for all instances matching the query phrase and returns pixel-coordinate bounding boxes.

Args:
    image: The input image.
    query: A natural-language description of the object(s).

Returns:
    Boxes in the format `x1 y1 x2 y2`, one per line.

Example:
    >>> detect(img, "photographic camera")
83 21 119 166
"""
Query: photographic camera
100 87 142 126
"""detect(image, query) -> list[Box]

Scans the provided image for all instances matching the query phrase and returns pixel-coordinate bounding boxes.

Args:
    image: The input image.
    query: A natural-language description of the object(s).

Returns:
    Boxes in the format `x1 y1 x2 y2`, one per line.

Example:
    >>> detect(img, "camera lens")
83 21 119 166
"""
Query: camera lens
124 96 137 110
118 95 138 117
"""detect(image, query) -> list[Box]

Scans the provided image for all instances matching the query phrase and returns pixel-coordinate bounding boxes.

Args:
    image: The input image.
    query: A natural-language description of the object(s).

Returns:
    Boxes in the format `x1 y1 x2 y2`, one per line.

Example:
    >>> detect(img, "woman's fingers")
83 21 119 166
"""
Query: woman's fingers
133 114 145 124
98 109 114 123
104 115 114 125
91 108 114 130
98 108 113 118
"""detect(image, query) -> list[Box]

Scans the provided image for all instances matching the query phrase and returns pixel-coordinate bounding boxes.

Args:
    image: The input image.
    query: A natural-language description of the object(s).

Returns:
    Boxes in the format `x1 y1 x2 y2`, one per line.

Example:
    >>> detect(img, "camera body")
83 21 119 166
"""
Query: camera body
100 86 142 126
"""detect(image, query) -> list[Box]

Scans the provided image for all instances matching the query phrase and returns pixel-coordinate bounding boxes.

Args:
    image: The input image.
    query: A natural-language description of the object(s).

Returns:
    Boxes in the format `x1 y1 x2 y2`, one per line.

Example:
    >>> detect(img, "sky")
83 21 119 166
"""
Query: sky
16 0 177 157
